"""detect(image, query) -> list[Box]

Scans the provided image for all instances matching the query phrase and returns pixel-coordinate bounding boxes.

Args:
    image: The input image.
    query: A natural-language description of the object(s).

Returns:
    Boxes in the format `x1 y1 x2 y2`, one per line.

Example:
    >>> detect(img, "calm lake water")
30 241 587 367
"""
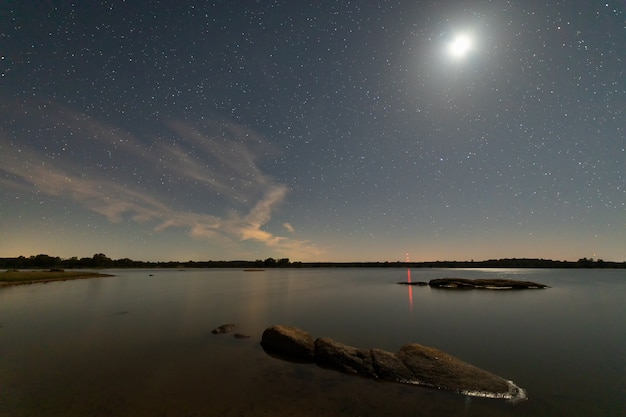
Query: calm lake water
1 268 625 417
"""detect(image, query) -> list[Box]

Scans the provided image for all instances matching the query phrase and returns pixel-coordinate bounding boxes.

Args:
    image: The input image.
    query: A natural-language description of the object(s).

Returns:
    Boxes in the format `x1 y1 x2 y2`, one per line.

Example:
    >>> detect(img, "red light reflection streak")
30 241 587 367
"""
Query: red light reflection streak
407 268 413 312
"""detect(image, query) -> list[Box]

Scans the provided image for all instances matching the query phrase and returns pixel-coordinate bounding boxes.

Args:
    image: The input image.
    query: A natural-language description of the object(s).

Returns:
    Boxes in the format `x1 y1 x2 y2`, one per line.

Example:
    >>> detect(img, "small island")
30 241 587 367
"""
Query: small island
398 278 549 289
0 269 114 287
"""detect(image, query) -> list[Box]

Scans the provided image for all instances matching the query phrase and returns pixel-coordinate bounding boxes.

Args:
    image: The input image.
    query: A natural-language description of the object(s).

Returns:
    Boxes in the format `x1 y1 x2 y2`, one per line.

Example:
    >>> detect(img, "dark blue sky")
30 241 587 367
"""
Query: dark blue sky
1 1 624 262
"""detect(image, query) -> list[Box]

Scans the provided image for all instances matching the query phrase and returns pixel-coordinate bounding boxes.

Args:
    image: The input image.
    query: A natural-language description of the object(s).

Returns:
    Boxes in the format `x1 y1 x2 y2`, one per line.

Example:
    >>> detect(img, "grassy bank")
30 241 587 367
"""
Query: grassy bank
0 269 114 286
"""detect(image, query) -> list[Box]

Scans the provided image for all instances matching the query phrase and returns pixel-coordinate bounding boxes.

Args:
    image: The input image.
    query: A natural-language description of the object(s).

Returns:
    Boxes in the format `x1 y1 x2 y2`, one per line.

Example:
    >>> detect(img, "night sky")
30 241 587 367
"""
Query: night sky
1 1 624 262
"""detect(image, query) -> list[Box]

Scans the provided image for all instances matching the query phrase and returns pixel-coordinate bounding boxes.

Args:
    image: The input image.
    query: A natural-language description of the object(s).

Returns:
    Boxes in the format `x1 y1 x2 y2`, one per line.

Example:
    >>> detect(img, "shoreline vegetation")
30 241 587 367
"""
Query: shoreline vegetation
0 253 624 271
0 269 114 287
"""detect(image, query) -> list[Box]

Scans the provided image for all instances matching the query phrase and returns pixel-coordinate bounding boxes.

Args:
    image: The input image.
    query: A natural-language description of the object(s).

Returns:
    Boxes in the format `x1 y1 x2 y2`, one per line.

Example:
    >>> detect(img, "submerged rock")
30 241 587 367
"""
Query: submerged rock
261 325 315 362
212 323 236 334
260 325 526 402
428 278 549 289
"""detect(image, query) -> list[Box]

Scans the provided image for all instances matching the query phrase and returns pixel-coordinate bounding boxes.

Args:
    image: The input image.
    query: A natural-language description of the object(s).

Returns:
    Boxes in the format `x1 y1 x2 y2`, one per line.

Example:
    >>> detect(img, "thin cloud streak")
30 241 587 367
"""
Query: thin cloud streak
0 104 321 258
162 120 272 204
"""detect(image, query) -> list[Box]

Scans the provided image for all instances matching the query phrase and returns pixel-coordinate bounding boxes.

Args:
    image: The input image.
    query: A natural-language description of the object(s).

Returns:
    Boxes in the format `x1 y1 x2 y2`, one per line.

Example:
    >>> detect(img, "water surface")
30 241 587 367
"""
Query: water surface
1 268 625 416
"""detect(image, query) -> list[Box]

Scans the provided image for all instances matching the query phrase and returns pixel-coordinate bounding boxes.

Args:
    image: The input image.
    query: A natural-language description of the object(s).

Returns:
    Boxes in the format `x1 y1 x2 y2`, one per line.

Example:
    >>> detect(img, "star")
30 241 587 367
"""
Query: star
0 1 623 263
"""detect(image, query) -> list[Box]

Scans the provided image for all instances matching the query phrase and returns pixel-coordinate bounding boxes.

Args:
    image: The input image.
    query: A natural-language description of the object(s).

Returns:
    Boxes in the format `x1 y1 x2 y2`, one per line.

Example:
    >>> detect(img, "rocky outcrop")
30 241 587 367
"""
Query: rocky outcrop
396 278 548 289
261 325 315 362
261 325 526 401
428 278 548 289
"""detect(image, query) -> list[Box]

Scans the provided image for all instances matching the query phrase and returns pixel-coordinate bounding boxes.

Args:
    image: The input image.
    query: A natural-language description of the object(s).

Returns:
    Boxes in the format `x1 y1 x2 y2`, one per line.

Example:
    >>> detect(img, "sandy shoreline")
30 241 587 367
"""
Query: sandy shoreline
0 272 114 287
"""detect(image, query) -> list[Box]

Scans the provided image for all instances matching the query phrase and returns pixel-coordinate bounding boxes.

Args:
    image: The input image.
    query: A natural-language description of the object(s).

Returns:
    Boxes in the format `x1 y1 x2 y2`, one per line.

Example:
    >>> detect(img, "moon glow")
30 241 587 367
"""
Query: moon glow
447 33 473 59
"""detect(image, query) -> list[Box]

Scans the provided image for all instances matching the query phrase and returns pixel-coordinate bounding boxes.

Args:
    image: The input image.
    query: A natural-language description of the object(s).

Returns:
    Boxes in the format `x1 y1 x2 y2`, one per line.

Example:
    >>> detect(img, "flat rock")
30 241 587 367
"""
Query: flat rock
428 278 549 289
261 325 315 362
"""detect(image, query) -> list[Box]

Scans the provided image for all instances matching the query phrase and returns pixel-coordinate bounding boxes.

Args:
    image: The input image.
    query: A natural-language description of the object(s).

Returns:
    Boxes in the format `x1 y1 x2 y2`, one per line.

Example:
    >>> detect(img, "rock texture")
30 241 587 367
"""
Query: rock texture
370 348 415 383
397 281 428 286
396 278 548 289
397 343 510 393
211 323 236 334
428 278 549 289
212 324 252 339
315 337 376 378
261 325 526 401
261 325 315 362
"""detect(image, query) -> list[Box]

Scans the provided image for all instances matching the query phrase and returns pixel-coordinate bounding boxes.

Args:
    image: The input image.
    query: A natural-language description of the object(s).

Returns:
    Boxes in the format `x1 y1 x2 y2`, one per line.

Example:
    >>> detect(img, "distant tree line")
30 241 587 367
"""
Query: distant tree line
0 254 624 269
0 254 293 269
291 258 625 269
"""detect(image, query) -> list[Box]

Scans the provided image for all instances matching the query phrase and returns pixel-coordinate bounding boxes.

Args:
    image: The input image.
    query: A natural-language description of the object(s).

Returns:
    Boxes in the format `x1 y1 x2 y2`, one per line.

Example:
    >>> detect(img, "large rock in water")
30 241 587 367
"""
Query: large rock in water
261 325 315 362
261 325 526 401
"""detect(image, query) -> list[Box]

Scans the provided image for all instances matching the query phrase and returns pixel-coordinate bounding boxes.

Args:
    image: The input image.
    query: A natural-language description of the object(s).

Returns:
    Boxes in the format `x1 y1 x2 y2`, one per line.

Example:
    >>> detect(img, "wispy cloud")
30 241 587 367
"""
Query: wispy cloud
0 100 321 258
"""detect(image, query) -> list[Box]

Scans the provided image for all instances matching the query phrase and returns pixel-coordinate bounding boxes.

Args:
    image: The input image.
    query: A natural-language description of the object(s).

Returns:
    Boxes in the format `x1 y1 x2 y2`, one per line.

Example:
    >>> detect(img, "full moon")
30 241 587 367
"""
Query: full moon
447 33 473 59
